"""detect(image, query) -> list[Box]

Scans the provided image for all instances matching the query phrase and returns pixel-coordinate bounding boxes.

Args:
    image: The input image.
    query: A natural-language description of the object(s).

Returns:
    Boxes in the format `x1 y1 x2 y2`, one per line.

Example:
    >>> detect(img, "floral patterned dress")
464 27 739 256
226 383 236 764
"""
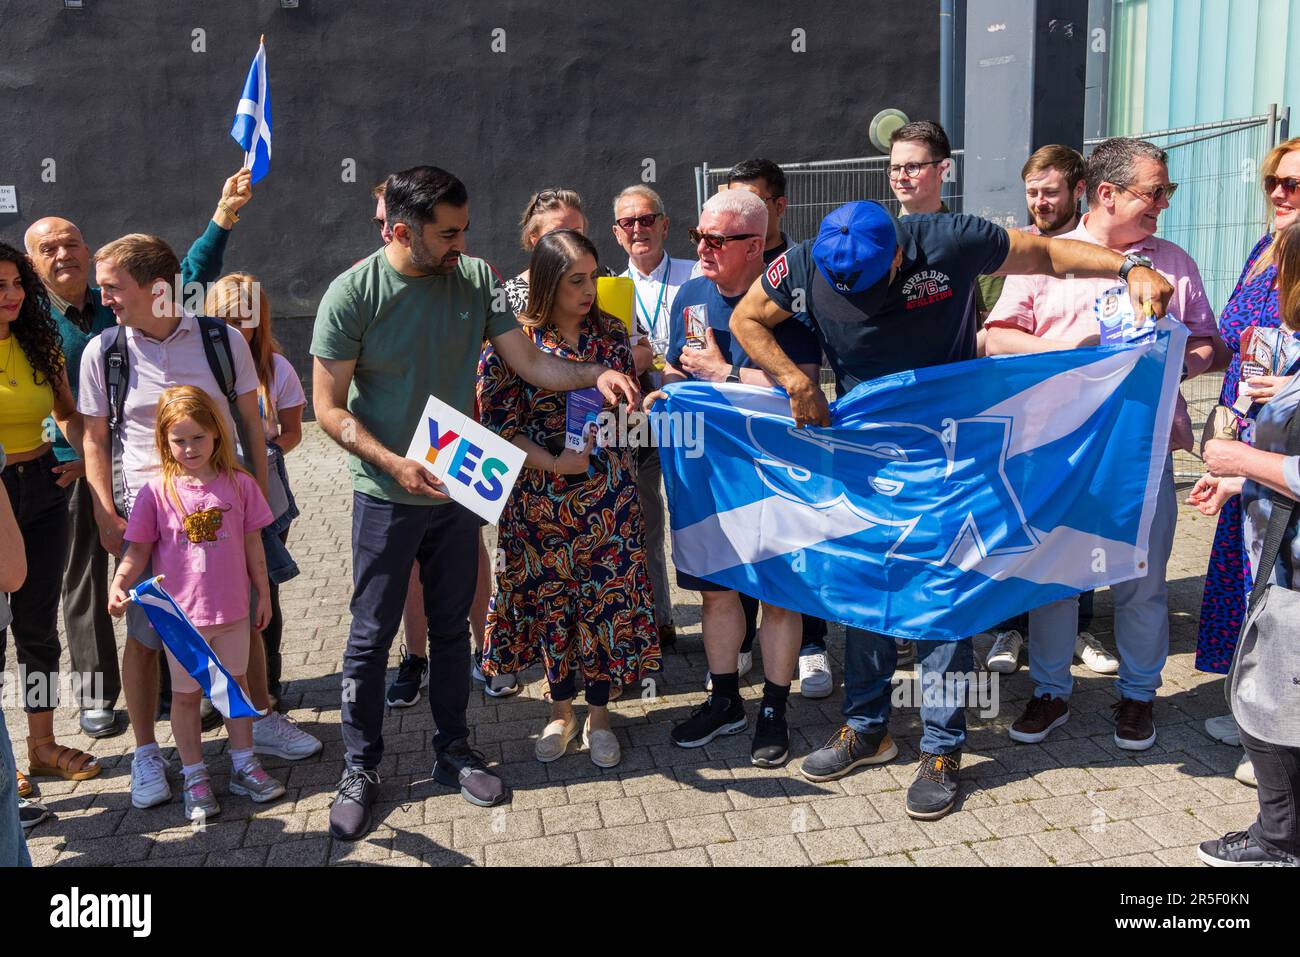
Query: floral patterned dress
1196 233 1293 673
477 311 659 694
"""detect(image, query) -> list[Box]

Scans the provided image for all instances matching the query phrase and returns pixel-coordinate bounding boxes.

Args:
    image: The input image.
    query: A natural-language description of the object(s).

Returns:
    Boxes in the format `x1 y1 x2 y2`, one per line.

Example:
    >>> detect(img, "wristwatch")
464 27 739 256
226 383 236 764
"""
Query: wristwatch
1118 253 1152 283
725 362 742 384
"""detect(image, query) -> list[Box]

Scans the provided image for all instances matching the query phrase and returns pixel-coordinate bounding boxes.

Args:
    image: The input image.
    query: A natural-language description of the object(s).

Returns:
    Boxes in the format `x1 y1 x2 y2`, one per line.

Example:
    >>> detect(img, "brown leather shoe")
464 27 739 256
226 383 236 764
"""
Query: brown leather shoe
1009 694 1070 744
1112 697 1156 750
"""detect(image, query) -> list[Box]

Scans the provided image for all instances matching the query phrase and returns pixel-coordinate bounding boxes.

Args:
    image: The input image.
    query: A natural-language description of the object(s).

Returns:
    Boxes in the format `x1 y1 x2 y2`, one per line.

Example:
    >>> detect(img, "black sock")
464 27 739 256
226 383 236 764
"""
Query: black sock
761 681 790 713
711 672 740 703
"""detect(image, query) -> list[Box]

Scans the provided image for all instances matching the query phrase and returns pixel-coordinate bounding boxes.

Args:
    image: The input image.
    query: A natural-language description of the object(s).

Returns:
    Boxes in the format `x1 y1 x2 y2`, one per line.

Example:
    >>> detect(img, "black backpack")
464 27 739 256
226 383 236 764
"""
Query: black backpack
103 315 253 514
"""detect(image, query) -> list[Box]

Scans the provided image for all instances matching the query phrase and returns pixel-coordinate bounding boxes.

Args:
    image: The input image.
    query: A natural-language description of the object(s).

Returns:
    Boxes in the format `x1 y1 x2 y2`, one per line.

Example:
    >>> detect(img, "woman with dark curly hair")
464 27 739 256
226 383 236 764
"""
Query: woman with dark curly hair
0 242 98 799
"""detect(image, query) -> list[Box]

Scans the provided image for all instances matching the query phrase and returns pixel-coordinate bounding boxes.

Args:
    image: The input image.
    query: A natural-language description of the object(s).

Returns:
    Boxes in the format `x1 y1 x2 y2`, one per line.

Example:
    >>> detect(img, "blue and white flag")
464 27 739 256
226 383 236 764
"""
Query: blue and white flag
658 319 1189 640
128 576 264 719
229 39 271 184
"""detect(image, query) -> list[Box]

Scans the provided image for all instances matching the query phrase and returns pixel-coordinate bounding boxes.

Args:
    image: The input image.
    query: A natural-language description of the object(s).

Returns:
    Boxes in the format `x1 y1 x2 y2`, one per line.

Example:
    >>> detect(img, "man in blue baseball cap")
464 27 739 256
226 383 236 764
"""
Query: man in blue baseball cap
729 199 1174 821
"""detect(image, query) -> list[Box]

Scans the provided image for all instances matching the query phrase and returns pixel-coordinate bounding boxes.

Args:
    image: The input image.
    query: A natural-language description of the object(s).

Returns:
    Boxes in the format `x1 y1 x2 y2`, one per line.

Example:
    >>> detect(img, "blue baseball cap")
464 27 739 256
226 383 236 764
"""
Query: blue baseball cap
812 201 899 295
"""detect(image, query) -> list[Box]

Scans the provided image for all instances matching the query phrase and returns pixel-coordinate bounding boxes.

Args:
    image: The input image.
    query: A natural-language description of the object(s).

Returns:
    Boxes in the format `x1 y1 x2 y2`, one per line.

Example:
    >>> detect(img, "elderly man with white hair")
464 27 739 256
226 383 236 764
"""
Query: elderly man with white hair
644 189 822 767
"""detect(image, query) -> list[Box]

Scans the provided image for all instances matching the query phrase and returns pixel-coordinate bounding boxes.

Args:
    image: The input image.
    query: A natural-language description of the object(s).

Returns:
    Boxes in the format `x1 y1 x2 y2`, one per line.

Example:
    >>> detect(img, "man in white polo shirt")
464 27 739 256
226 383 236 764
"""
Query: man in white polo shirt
613 184 694 650
80 233 319 811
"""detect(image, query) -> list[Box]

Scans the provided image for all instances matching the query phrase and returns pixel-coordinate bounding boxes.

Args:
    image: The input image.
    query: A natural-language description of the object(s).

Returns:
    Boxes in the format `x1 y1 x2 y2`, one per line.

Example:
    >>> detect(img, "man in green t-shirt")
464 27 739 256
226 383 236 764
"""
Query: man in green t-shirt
312 165 638 842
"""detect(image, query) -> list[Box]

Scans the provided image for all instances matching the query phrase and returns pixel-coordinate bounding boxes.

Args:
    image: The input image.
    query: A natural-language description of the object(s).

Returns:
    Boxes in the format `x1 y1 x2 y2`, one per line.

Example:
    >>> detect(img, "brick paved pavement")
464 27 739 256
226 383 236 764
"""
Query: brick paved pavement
5 424 1256 866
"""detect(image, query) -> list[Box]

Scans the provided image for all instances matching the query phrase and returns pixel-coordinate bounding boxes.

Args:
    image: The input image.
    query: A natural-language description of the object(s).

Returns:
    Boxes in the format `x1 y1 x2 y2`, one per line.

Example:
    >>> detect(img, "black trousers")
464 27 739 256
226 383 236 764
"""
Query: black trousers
1240 727 1300 856
262 527 291 697
0 453 71 714
61 475 120 711
341 493 479 768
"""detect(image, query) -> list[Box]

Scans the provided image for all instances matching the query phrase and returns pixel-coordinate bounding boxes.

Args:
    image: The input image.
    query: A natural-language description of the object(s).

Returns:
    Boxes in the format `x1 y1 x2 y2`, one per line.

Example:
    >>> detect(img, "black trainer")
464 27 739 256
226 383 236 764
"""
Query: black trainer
199 697 223 732
328 767 381 841
19 796 50 830
386 645 428 708
800 724 898 782
750 705 789 767
434 741 509 807
671 693 747 748
1198 831 1300 867
906 750 961 820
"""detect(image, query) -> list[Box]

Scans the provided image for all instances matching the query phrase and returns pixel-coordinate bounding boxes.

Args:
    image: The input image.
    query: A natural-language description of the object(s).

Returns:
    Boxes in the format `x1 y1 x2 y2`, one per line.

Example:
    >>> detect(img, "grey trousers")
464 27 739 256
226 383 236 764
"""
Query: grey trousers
61 475 120 711
636 448 672 628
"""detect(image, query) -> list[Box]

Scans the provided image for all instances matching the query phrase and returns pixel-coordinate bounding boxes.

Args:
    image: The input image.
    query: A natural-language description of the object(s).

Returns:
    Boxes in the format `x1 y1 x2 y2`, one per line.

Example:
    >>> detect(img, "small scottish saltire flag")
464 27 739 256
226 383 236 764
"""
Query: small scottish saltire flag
128 576 264 719
658 319 1189 640
229 38 271 184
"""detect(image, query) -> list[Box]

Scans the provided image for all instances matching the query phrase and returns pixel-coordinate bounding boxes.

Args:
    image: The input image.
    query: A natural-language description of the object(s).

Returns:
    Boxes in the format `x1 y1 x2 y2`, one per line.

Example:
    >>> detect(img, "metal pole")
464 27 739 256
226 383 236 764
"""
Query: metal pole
1267 103 1278 150
1282 106 1291 142
939 0 954 205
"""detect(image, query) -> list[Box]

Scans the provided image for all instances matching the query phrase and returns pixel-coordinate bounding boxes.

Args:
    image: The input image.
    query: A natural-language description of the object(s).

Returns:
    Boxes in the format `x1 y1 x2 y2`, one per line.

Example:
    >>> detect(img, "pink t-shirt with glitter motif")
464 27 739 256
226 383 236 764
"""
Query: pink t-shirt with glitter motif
124 470 273 626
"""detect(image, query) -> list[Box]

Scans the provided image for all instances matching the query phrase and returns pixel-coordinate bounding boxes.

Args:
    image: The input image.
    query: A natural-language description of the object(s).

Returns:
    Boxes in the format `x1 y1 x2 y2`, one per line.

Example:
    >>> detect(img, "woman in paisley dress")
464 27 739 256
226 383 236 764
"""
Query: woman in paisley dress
1195 139 1300 780
479 229 659 769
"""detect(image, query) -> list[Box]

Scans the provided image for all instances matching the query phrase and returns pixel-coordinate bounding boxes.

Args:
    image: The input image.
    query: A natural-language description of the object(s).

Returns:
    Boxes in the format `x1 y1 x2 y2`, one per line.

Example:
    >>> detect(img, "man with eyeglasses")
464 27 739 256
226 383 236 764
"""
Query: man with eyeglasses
888 120 952 216
729 193 1177 820
723 158 834 699
611 185 694 652
983 137 1227 755
647 189 822 768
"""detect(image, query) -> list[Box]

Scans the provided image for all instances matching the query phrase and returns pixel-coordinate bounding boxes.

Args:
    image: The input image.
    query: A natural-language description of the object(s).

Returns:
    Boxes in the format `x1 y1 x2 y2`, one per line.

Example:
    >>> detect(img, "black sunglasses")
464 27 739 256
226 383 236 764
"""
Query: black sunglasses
1265 175 1300 195
689 228 759 250
616 213 663 231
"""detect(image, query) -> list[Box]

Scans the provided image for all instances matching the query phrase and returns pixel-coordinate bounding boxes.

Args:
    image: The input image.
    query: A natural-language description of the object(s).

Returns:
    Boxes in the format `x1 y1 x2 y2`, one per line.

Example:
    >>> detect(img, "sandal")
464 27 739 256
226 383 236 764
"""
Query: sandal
16 769 32 799
27 735 102 782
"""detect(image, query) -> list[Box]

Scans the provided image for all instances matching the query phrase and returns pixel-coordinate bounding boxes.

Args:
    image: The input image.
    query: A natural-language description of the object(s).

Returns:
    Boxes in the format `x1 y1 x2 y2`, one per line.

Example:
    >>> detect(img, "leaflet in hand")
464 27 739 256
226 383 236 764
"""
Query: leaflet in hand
1235 325 1300 413
1095 285 1157 345
565 387 604 452
404 394 527 525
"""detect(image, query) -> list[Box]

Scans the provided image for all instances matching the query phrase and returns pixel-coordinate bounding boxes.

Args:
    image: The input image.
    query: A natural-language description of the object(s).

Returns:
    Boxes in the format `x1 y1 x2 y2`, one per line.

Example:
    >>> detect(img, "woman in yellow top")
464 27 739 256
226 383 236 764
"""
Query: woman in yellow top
0 243 95 799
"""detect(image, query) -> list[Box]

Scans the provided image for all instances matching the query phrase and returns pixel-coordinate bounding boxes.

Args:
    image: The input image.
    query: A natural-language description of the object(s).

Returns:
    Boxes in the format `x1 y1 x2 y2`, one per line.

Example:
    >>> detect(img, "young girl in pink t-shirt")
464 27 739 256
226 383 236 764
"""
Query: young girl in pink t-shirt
109 385 285 821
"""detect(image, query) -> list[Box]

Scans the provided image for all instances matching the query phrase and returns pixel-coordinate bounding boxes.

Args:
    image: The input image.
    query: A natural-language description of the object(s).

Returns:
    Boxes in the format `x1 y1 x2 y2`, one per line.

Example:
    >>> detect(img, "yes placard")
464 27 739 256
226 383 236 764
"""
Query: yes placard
403 394 527 525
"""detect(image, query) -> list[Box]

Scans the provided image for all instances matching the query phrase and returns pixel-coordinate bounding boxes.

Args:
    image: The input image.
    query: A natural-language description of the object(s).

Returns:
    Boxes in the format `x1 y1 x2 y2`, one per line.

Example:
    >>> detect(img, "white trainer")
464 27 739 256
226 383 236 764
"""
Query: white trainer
1205 714 1241 746
798 650 834 699
1074 632 1119 674
985 630 1024 674
1234 753 1257 788
253 711 323 760
130 749 172 809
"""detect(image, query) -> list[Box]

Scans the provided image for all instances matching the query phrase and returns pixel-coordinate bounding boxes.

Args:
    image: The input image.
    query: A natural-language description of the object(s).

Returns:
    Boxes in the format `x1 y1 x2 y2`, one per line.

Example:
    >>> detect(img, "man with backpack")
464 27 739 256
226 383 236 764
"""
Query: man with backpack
78 233 319 811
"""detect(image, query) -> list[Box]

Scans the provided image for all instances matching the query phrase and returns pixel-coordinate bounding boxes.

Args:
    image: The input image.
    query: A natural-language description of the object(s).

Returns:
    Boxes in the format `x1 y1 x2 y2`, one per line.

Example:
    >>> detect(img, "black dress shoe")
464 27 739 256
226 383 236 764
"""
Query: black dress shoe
79 708 122 739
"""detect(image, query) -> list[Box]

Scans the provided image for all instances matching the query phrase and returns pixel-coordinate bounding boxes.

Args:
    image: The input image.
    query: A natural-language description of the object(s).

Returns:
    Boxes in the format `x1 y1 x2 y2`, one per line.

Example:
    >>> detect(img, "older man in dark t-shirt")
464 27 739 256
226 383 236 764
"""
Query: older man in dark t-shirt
647 189 821 770
730 200 1174 821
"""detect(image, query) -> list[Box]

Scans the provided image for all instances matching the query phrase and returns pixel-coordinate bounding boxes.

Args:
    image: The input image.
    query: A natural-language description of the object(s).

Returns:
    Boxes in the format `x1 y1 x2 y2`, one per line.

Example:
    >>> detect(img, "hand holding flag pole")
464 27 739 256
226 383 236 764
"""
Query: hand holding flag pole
127 576 265 720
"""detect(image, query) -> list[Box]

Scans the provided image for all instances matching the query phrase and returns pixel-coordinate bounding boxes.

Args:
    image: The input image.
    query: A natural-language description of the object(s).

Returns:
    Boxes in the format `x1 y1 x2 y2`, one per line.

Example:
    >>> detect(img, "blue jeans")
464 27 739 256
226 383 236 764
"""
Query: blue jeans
0 705 31 867
1027 458 1177 702
842 627 972 755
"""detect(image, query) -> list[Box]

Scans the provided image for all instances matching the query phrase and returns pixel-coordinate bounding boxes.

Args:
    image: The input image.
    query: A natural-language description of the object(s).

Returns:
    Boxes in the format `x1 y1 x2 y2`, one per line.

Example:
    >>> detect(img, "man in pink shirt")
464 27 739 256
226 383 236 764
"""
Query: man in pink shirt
985 137 1228 752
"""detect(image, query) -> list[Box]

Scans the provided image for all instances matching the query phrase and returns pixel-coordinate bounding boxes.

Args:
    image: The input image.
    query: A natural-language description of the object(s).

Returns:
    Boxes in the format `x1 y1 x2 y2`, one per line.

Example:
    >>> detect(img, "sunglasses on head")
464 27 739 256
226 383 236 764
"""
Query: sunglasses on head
616 213 663 231
689 228 759 250
1265 175 1300 195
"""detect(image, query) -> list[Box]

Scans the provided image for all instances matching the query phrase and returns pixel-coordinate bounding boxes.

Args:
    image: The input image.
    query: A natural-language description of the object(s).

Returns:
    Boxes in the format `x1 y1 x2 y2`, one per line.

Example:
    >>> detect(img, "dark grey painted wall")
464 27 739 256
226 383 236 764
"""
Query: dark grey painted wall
1 0 939 408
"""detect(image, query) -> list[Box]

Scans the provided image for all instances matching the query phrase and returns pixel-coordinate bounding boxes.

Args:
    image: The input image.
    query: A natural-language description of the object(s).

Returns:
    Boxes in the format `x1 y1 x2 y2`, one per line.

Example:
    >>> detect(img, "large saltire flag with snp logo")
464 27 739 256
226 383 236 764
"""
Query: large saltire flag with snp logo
656 320 1189 640
129 576 264 719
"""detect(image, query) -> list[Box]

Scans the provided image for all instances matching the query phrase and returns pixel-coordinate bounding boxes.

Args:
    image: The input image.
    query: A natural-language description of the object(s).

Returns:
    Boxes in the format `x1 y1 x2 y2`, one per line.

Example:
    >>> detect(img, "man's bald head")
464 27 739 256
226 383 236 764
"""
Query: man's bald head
24 216 91 302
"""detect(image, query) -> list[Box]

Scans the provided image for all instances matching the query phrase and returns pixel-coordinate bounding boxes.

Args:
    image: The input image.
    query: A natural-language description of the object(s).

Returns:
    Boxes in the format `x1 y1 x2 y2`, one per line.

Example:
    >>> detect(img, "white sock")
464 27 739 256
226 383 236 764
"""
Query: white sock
181 761 207 785
230 748 257 775
134 742 161 763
